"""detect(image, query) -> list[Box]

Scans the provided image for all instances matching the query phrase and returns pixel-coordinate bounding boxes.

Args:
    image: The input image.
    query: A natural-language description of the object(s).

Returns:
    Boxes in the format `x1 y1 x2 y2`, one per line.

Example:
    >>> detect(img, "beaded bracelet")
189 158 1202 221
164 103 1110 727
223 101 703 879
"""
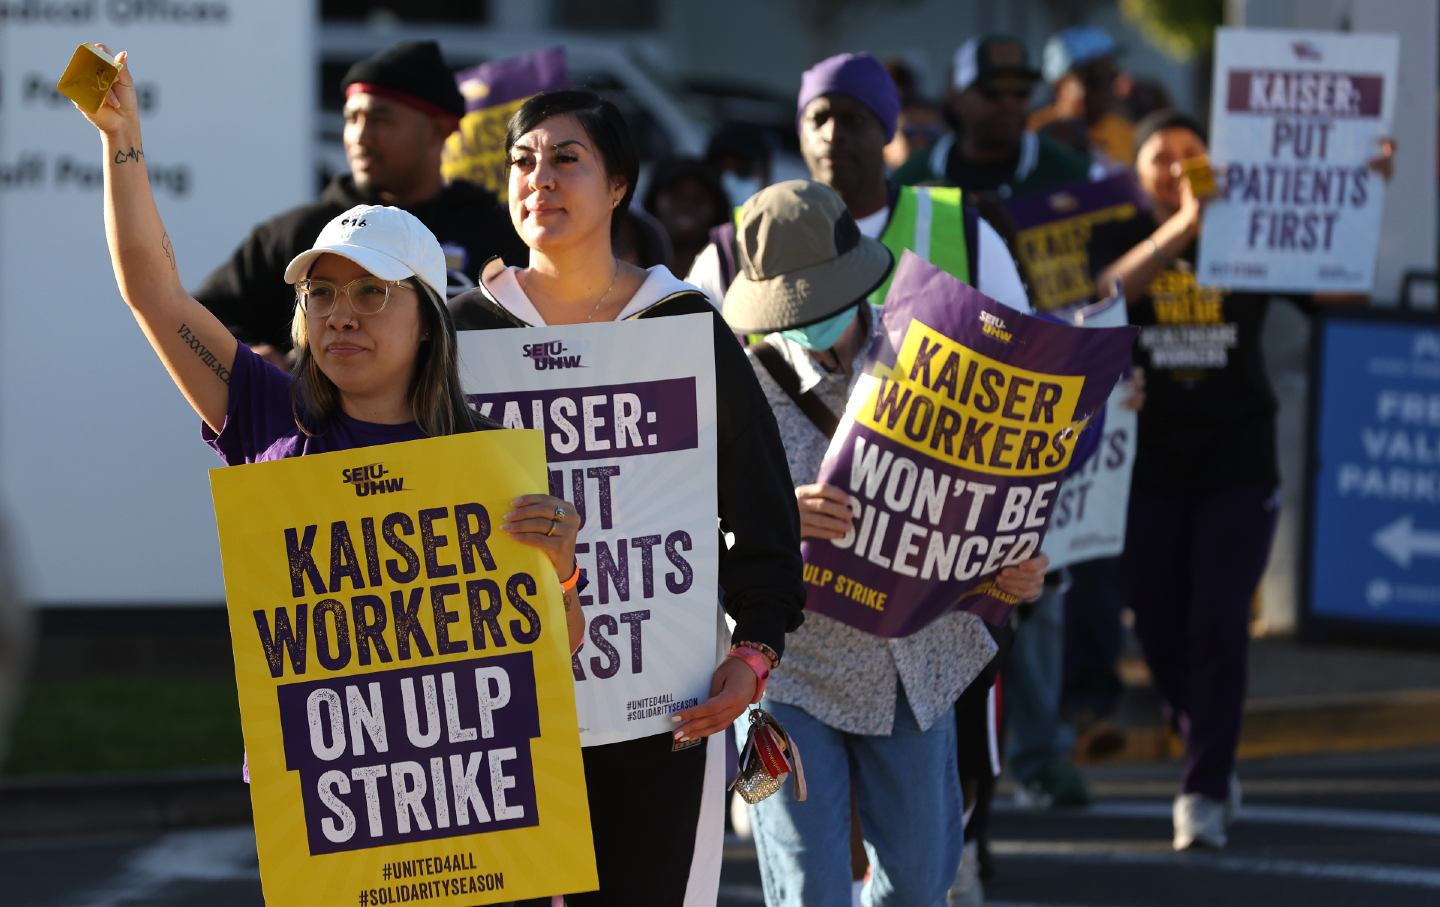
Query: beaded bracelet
734 639 780 670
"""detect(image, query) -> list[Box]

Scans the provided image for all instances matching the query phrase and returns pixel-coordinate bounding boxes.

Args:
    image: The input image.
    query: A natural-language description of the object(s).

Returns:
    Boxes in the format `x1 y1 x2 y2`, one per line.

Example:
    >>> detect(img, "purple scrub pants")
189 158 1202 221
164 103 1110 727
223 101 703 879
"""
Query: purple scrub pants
1123 483 1279 801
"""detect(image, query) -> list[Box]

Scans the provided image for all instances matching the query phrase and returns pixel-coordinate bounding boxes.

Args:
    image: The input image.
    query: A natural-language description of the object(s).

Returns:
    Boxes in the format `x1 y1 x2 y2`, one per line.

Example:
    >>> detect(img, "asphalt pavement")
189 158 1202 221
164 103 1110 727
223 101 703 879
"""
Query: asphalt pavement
4 747 1437 907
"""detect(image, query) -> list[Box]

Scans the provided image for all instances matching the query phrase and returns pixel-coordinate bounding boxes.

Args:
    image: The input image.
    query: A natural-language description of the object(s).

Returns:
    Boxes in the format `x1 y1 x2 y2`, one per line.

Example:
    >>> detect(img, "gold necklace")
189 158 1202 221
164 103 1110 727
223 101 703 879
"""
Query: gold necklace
584 260 620 322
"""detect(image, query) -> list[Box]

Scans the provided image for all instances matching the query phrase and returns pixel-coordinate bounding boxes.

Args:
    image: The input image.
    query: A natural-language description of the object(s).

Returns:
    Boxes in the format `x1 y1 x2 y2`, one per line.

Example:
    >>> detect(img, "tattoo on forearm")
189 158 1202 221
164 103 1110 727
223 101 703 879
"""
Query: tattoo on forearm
113 146 144 165
161 232 175 272
177 322 230 385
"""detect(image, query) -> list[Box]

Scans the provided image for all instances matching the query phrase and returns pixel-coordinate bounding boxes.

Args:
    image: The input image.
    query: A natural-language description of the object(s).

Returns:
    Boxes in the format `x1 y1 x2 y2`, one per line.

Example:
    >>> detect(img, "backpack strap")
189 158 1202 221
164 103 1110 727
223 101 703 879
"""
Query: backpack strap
749 341 841 439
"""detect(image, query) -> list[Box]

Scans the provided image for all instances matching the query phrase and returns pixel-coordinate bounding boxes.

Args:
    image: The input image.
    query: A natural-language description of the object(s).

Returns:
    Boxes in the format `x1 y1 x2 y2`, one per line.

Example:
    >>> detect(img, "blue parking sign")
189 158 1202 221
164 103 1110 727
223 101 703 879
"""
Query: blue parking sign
1306 313 1440 641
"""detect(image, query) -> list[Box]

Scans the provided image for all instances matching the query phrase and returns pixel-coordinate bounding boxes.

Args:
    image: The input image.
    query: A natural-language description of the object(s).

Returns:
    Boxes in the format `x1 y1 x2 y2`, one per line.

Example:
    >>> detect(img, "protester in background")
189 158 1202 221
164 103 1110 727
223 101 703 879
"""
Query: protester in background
641 156 730 275
706 120 773 207
896 34 1098 821
1088 109 1395 850
879 57 946 172
195 40 527 362
614 206 674 269
725 178 1048 907
1029 26 1136 165
895 35 1090 198
447 90 805 906
75 49 586 663
882 56 923 104
689 52 1044 905
1120 75 1175 124
885 95 946 173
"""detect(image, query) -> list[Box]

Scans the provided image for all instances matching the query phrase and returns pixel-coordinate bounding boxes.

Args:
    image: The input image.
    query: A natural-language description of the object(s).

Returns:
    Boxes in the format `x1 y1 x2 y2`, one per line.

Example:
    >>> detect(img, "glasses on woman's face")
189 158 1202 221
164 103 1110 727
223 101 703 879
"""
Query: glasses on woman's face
296 276 404 317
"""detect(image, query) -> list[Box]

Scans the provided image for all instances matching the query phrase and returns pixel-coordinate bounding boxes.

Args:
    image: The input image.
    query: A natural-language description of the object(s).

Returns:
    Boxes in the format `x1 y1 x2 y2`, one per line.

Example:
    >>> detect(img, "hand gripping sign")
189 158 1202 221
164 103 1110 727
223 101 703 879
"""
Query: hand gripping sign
802 252 1137 636
457 314 721 746
211 431 596 907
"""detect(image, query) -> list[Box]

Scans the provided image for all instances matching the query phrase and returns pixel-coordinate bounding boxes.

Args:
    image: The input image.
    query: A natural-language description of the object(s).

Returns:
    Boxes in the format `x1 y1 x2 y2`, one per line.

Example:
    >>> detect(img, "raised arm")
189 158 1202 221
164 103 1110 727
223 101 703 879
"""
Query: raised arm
77 48 238 432
1096 176 1206 306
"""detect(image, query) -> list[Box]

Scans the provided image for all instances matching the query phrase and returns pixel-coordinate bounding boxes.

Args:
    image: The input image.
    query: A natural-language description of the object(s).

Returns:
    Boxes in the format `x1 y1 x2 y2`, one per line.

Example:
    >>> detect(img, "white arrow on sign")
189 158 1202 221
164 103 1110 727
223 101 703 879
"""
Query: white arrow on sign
1372 515 1440 568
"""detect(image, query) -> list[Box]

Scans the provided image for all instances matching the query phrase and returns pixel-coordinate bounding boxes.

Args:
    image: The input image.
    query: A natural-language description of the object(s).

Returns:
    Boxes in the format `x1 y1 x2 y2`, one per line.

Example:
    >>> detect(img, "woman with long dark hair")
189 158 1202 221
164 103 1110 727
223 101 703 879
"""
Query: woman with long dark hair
449 90 805 906
73 49 584 648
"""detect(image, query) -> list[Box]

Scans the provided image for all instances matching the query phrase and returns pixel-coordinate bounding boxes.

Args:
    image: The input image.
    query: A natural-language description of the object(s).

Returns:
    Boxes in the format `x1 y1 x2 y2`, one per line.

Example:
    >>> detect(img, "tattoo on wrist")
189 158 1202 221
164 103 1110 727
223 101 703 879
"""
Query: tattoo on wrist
177 322 230 385
161 232 176 272
113 147 144 165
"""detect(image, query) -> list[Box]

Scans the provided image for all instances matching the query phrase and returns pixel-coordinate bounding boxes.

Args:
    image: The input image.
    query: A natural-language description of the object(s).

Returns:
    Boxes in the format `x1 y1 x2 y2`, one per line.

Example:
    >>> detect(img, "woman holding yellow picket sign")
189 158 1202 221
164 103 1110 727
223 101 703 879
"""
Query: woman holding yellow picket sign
72 48 584 654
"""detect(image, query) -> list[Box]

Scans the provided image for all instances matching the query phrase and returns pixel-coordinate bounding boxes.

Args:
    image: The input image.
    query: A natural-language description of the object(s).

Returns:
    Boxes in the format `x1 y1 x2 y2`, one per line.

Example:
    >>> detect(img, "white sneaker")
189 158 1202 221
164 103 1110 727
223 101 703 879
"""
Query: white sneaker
946 841 985 907
1173 793 1227 850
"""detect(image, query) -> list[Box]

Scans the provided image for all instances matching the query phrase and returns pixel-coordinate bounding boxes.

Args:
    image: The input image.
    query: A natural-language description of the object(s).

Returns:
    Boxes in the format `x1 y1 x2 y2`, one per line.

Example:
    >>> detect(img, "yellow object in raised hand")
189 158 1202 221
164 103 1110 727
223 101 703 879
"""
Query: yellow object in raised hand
56 43 121 115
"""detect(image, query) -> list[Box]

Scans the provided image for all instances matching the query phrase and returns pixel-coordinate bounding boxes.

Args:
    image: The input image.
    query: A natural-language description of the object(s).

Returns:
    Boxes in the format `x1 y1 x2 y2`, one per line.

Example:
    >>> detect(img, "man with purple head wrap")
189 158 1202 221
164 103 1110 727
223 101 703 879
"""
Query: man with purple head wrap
687 51 1041 907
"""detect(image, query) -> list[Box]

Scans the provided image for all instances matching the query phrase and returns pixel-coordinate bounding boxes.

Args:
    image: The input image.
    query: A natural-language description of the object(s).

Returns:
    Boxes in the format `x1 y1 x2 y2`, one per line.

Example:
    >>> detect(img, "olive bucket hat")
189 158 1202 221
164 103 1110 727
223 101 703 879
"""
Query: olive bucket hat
722 179 893 334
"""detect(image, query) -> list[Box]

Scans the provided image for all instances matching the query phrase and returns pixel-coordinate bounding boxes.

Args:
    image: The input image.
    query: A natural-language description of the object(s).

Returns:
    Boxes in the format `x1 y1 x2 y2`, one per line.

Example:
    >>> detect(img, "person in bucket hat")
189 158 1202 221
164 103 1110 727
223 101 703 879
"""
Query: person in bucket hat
724 180 892 341
724 180 1049 907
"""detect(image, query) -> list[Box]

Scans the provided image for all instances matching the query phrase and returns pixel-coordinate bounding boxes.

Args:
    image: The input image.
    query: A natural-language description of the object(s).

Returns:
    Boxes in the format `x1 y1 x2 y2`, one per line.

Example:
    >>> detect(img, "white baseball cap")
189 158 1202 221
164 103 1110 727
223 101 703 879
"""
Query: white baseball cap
284 204 449 305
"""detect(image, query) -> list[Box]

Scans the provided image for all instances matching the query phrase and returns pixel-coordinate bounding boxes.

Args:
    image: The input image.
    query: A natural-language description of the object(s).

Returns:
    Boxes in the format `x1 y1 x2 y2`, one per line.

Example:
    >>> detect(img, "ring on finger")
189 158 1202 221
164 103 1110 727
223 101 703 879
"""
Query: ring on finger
546 518 558 537
553 505 566 521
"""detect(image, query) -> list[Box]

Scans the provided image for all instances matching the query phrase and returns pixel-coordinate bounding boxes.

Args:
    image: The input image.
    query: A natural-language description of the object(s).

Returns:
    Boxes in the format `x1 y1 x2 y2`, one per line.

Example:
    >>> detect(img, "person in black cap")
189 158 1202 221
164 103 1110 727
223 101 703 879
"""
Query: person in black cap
894 35 1090 199
195 40 527 363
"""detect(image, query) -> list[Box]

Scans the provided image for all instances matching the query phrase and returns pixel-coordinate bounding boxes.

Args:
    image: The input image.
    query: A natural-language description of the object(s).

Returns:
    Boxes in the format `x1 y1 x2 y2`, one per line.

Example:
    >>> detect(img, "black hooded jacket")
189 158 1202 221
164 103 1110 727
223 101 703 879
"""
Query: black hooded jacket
194 175 528 351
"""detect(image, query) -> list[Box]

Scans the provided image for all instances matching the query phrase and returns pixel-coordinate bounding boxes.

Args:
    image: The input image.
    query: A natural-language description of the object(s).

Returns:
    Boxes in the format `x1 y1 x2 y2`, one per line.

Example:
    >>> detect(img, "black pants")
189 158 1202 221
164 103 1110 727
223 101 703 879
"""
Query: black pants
1123 483 1278 800
512 731 709 906
956 620 1013 851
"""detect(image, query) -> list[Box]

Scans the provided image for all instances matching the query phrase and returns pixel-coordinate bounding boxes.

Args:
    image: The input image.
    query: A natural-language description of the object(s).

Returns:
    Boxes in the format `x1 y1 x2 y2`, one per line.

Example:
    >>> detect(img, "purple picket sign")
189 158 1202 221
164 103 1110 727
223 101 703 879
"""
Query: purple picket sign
455 46 570 112
1003 172 1146 312
800 252 1137 637
1003 171 1145 231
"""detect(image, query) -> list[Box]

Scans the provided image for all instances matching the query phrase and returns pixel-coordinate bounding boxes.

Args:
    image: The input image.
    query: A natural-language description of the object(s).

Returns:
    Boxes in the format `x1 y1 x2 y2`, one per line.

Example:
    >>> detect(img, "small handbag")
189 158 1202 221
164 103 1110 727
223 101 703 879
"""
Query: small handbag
731 707 808 804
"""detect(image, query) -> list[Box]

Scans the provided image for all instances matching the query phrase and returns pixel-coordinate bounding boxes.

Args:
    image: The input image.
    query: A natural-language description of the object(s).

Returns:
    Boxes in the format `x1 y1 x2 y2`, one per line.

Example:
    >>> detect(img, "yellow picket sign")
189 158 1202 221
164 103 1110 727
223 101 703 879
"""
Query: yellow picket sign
210 430 596 907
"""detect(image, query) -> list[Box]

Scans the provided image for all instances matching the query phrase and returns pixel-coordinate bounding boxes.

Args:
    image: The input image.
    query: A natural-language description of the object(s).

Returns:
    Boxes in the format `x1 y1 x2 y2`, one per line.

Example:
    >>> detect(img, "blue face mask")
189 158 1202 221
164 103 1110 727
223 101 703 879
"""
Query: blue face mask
781 306 858 351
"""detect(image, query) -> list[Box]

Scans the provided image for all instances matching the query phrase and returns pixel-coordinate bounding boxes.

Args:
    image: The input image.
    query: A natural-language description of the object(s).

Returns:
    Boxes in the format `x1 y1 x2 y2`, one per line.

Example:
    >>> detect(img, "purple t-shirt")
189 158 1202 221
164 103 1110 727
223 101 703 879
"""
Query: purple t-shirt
207 344 427 783
203 343 426 464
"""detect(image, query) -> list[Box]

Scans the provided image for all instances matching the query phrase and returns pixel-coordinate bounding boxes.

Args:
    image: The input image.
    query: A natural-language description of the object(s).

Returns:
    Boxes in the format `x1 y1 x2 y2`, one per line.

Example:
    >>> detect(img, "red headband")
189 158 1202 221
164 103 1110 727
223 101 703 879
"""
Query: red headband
344 82 461 124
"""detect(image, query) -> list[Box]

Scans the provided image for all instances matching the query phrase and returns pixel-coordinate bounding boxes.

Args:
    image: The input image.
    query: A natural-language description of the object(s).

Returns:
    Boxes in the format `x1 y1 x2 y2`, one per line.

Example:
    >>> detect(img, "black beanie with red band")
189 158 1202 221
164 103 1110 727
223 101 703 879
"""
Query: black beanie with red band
341 40 465 121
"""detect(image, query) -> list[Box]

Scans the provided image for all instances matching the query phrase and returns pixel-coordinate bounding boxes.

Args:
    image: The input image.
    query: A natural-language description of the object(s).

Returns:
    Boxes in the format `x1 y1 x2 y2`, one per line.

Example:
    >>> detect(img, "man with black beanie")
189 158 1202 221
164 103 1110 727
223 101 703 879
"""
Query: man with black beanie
195 40 527 359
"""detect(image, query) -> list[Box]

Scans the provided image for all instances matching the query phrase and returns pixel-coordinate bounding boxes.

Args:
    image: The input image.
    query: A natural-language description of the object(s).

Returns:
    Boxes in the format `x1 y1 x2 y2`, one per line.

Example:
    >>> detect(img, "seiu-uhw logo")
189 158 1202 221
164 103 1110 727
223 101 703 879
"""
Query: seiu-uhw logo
341 463 406 497
979 311 1013 343
523 340 583 370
